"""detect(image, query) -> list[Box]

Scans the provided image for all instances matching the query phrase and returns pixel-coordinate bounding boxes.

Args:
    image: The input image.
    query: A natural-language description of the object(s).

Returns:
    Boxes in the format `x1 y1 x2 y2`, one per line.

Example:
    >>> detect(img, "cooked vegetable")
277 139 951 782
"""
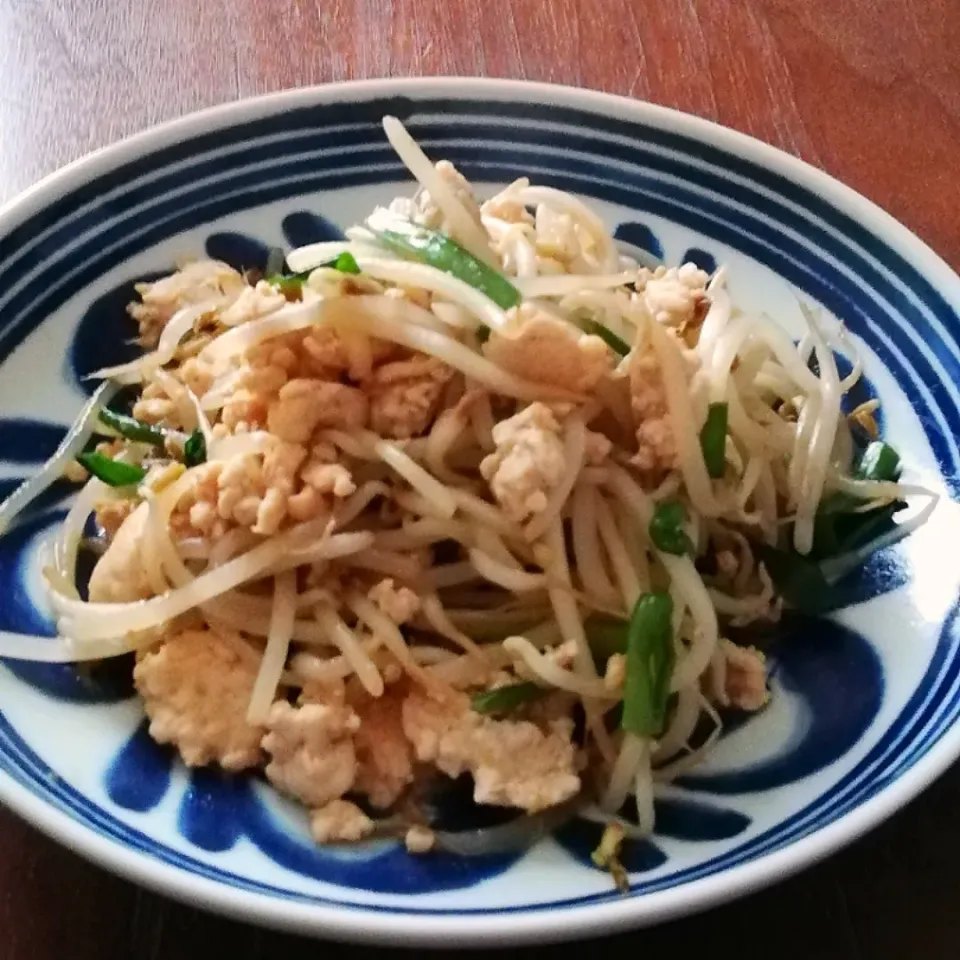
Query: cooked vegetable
431 795 582 855
648 500 694 556
369 217 521 310
591 821 629 893
98 408 166 447
621 592 675 737
755 542 840 615
584 319 630 356
811 440 905 559
183 429 207 467
471 681 545 715
75 453 146 488
700 402 728 478
267 251 361 294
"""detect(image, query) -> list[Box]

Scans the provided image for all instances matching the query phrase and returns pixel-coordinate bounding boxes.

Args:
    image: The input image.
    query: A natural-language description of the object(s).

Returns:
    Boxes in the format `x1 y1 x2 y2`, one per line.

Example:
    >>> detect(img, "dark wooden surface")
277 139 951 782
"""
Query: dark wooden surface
1 0 959 956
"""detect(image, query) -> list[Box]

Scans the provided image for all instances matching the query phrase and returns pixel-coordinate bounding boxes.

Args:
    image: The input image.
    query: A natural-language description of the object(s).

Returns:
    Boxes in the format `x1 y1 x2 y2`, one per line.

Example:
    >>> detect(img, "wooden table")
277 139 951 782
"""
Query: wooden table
1 1 958 956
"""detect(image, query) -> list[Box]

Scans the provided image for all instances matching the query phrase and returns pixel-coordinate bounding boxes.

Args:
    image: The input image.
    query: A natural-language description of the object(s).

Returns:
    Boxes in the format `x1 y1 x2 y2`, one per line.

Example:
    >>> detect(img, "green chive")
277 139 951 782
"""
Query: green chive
471 682 545 715
700 402 728 479
333 251 361 274
648 500 694 556
369 216 521 310
584 319 630 356
76 453 146 488
755 543 840 615
183 429 207 467
622 592 675 737
98 408 166 447
857 441 901 483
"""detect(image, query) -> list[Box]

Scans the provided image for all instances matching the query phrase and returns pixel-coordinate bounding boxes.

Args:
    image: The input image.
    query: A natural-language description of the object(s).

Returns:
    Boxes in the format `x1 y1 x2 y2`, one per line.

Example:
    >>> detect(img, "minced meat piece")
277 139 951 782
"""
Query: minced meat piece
133 626 264 770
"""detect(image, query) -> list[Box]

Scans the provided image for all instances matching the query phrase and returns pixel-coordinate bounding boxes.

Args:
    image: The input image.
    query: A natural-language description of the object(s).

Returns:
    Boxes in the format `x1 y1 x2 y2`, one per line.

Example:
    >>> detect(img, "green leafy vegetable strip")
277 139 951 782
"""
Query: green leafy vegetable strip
755 542 839 616
370 218 521 310
183 429 207 467
857 441 901 483
700 402 728 478
266 270 312 295
584 319 630 356
98 408 165 447
810 440 904 559
332 251 361 275
76 453 146 488
648 500 694 556
267 251 360 294
471 682 545 715
622 592 675 737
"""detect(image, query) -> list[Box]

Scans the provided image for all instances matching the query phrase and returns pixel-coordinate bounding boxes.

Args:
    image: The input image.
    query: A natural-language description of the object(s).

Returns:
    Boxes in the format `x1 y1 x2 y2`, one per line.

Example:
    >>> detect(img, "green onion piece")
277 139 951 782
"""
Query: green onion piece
98 408 166 447
76 453 146 488
267 251 362 294
266 270 312 296
332 251 361 275
584 319 630 356
264 247 286 277
857 440 901 483
810 440 905 559
621 591 675 737
648 500 694 556
699 402 728 478
755 543 842 615
183 429 207 467
471 682 545 715
369 217 521 310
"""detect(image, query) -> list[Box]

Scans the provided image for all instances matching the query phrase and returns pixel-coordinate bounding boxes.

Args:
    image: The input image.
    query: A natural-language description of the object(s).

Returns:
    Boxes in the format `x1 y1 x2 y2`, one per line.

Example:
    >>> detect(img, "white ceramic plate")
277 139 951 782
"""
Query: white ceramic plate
1 78 959 946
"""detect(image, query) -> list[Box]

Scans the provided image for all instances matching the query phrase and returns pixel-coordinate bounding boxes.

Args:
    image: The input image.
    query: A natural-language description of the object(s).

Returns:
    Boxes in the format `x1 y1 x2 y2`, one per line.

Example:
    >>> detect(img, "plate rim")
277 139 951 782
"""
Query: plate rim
1 75 959 946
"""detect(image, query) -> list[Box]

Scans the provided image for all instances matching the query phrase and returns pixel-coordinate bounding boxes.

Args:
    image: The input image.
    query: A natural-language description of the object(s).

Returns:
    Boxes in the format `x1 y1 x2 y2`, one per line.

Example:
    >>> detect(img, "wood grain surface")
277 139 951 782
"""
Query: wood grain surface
0 0 958 956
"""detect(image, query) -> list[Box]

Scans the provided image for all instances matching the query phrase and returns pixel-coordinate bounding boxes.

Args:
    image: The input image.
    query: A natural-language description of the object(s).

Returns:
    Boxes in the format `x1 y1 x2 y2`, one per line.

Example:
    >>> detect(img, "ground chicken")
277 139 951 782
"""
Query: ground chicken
584 430 613 465
404 825 436 854
352 686 415 808
129 260 246 346
714 639 769 712
483 305 612 393
402 688 580 813
367 355 454 439
218 281 286 327
262 700 360 808
309 799 375 843
417 160 484 231
481 188 534 226
479 402 567 523
604 653 627 693
88 502 153 603
629 341 677 476
133 627 264 770
368 578 420 625
639 264 710 327
267 378 368 443
94 498 137 540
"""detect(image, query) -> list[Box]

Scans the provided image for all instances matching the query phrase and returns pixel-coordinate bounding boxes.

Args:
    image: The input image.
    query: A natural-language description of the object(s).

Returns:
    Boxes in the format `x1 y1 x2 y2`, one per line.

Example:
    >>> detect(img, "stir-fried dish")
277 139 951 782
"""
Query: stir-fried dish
0 117 936 880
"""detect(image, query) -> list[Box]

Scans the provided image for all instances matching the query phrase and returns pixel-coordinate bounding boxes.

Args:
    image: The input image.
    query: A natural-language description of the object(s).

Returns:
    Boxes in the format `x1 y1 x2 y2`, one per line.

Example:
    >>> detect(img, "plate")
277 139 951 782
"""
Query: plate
1 78 959 946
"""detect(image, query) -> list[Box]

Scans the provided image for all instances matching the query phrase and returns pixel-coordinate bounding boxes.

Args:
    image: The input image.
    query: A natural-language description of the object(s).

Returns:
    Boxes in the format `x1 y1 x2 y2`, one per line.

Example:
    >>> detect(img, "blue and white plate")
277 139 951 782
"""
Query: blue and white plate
1 78 959 945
